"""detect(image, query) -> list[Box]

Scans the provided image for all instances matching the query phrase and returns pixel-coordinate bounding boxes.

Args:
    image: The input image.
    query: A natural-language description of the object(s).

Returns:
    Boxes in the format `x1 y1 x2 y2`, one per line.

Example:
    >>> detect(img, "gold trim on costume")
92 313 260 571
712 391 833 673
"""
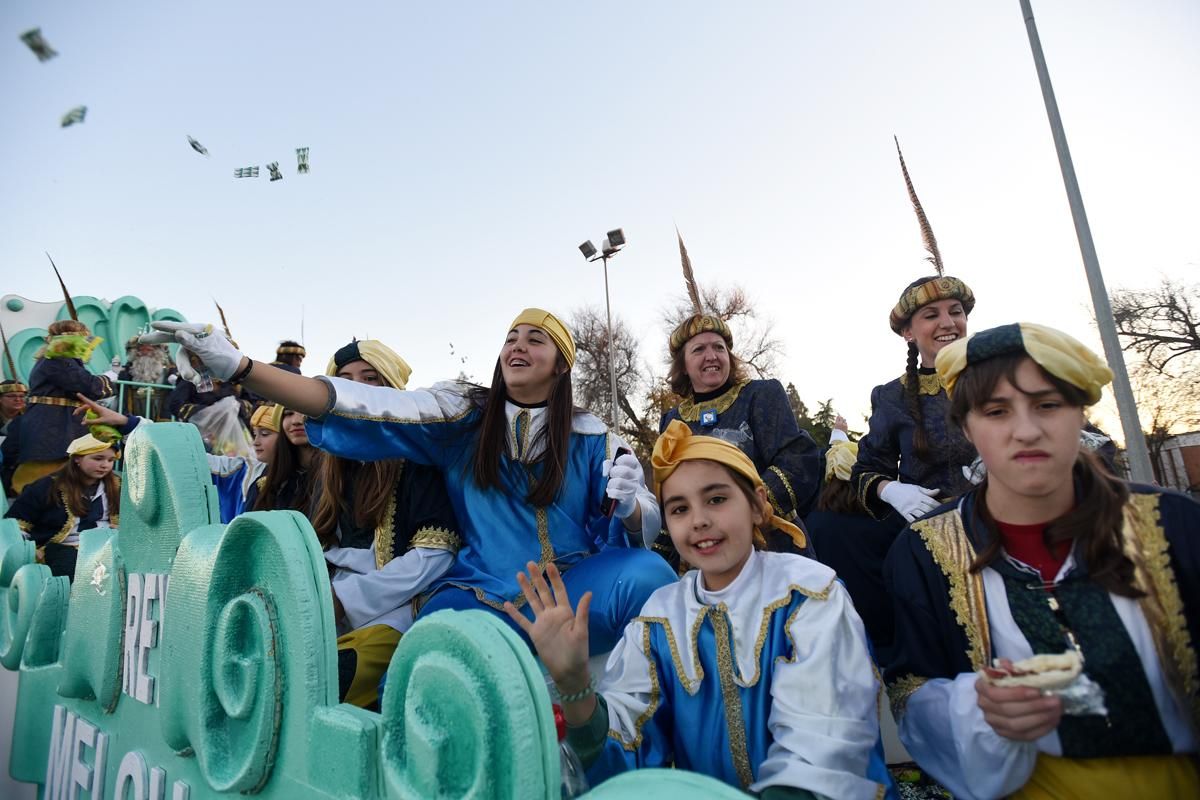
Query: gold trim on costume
709 607 755 789
767 466 798 516
49 489 78 546
409 527 461 554
674 380 749 423
887 673 929 720
534 505 554 565
374 478 400 570
898 371 945 397
16 519 33 534
910 510 991 670
610 622 664 752
1123 492 1200 729
26 395 82 408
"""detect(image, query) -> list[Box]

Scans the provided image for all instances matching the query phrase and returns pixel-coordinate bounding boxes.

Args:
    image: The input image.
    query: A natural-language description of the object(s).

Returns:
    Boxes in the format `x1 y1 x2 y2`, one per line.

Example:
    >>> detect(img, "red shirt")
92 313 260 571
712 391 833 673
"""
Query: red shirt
997 520 1070 583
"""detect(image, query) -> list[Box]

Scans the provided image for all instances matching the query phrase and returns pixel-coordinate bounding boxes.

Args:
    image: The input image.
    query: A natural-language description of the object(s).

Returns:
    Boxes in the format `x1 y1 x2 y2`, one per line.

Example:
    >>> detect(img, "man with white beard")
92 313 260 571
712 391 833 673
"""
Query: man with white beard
117 338 176 418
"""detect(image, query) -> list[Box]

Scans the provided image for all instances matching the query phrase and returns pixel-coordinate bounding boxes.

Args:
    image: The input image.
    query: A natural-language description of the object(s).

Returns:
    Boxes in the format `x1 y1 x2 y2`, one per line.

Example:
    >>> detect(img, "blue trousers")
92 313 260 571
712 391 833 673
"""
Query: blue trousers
418 547 677 654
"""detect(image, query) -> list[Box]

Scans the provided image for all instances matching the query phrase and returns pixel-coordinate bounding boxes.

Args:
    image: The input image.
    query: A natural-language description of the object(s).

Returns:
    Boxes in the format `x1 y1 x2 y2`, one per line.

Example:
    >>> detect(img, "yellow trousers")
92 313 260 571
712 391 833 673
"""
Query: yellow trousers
13 459 66 494
336 624 402 708
1012 752 1200 800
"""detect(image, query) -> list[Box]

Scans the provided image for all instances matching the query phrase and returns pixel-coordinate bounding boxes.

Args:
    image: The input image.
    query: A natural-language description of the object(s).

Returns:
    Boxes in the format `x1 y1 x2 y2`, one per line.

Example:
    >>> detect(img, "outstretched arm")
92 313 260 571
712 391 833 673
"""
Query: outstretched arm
142 322 330 417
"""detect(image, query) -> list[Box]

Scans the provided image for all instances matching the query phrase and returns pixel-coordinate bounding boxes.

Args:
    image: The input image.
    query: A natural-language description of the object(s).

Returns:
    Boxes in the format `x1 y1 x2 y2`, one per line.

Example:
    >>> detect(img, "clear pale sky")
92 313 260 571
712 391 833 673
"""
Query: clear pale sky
3 1 1197 438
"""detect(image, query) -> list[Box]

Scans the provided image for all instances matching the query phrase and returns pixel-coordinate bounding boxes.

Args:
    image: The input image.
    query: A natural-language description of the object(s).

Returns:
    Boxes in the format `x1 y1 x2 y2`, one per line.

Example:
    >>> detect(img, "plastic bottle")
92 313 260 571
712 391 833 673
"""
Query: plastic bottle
554 704 590 798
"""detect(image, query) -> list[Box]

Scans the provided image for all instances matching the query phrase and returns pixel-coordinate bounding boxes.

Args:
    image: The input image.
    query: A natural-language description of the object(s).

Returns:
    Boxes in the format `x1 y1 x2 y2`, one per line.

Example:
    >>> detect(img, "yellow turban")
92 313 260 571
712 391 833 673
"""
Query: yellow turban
509 308 575 369
651 419 806 550
326 340 412 390
668 314 733 355
825 440 859 482
250 403 285 432
67 433 115 457
936 322 1113 406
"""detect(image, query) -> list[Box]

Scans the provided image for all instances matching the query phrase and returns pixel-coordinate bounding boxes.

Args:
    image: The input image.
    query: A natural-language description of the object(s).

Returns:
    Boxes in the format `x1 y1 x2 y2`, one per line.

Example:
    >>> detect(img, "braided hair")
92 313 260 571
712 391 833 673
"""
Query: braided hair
904 340 933 462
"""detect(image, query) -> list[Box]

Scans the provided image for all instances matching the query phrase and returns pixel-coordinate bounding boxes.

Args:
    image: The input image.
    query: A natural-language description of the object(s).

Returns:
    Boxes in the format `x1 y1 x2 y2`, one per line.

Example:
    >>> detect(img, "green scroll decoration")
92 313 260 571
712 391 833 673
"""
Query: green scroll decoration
0 422 742 798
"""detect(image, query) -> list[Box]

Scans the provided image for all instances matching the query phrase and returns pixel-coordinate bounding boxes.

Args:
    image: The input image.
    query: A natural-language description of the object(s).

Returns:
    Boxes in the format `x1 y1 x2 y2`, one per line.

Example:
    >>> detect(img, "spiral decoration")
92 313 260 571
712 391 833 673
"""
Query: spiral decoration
0 563 52 669
380 610 559 800
56 531 126 711
160 511 336 794
0 520 35 589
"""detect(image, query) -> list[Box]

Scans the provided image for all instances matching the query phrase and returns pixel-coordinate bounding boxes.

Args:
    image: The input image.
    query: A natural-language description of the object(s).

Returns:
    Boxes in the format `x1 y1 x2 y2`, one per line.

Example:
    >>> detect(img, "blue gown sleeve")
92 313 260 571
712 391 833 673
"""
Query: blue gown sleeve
304 378 476 468
752 380 823 520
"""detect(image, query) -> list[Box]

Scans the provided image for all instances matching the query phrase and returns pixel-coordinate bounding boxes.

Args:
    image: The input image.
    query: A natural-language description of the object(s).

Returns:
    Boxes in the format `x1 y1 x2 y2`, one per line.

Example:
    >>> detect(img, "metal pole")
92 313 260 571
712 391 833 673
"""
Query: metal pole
1018 0 1154 482
602 255 621 431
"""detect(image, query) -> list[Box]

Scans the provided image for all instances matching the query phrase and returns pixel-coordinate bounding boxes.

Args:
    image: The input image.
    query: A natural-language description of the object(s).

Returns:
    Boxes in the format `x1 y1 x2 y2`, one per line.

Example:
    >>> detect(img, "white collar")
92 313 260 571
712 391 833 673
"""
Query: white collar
504 401 548 461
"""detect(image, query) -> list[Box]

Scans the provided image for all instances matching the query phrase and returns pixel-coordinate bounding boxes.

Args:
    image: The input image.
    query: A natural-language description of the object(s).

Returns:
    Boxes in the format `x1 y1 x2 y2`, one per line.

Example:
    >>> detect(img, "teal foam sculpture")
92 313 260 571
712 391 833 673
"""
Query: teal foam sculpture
0 422 742 798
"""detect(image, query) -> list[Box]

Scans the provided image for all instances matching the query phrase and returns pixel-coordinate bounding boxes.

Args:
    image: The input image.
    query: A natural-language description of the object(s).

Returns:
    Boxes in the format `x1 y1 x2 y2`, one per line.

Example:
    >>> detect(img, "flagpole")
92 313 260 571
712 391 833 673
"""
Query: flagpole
1018 0 1154 482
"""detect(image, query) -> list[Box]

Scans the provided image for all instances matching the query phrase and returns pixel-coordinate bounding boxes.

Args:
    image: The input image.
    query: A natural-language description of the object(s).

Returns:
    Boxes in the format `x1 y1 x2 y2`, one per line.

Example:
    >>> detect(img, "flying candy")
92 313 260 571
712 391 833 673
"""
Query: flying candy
60 106 87 127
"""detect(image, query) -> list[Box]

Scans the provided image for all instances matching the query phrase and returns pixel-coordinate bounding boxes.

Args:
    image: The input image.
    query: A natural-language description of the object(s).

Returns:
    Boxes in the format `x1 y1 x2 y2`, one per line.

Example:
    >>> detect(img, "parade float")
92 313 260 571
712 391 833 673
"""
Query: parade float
0 420 741 798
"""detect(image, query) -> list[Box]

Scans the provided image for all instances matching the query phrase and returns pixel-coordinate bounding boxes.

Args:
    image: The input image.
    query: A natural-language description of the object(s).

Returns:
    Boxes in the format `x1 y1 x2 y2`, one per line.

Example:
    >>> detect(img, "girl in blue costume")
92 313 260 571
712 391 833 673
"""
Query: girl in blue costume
885 323 1200 799
508 420 896 799
143 309 675 652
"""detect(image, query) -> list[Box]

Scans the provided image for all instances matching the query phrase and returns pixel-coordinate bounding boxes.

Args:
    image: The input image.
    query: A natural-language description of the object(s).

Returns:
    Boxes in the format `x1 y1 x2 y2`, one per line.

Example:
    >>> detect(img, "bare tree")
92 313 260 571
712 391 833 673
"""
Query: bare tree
568 307 664 460
1112 278 1200 371
1130 359 1200 485
663 284 784 378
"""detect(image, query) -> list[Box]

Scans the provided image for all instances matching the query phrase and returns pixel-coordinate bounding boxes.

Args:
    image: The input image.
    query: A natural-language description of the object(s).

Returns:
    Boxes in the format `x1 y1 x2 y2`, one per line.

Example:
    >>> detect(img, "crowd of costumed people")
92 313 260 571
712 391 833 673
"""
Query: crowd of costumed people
2 144 1197 800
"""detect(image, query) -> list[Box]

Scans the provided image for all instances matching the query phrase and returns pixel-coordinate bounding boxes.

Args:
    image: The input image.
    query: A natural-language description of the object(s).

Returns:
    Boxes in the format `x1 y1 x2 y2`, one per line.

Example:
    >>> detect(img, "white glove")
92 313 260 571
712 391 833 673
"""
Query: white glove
603 453 644 520
879 481 941 522
141 322 245 381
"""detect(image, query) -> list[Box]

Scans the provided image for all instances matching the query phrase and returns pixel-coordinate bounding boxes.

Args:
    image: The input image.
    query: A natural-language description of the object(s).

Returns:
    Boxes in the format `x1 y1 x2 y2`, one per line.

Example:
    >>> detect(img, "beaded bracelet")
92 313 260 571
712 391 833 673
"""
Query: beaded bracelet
555 675 596 704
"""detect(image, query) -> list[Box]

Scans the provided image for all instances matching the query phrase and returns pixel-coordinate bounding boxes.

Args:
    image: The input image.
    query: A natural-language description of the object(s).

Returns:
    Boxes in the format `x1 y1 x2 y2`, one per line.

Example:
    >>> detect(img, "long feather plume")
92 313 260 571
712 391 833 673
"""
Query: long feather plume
214 300 233 340
47 252 79 321
0 321 17 381
894 136 944 276
677 227 703 315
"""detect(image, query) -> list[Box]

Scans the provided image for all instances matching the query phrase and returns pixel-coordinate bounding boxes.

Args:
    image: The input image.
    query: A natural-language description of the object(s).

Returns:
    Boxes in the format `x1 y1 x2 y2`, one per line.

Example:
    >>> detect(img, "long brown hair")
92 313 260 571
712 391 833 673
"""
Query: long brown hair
310 457 402 550
54 454 120 518
950 354 1139 598
470 353 574 507
253 424 312 513
666 340 749 398
817 477 864 515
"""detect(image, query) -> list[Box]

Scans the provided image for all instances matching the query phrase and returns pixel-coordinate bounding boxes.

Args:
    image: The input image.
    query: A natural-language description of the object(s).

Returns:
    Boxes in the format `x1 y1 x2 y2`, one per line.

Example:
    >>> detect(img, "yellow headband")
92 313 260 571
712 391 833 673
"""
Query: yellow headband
249 403 285 432
509 308 575 369
936 322 1113 406
67 433 115 457
326 339 413 389
825 440 859 482
651 420 806 550
0 380 27 395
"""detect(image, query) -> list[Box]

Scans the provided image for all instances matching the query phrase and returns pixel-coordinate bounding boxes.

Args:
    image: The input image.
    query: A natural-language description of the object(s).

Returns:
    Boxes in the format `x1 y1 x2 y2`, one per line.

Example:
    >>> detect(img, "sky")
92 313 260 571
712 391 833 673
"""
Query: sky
3 1 1198 441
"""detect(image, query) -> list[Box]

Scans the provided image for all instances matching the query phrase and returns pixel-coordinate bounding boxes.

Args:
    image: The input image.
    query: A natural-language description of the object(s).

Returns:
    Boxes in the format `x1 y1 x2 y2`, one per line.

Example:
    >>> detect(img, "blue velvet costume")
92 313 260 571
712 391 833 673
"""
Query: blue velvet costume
19 355 113 464
661 379 822 522
305 379 675 651
850 369 976 520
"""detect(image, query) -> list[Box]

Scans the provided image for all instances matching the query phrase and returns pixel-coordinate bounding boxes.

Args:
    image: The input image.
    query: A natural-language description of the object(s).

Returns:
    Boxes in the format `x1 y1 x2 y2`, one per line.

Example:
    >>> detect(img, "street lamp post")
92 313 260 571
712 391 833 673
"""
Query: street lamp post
1018 0 1154 482
579 229 626 431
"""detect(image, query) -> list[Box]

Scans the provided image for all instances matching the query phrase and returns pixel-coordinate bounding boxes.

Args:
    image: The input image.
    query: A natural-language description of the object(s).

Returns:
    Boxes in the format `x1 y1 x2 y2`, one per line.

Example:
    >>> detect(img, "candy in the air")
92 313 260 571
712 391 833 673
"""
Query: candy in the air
20 29 57 62
187 136 209 156
234 166 260 178
296 147 309 174
61 106 87 127
267 162 283 182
